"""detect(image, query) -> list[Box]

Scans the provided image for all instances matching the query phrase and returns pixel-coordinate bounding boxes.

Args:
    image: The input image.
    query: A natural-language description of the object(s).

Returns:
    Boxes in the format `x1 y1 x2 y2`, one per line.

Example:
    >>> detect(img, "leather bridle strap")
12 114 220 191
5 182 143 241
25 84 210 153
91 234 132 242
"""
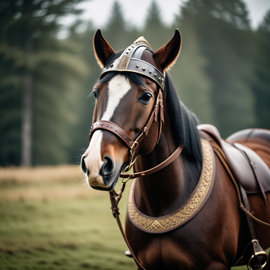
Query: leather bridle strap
121 145 183 178
90 120 134 148
109 186 147 270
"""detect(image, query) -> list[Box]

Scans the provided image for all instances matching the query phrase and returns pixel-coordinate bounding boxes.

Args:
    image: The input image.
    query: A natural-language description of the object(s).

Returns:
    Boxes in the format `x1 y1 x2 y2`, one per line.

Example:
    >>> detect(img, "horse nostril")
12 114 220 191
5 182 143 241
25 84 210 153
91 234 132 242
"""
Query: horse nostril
81 156 90 176
100 156 115 177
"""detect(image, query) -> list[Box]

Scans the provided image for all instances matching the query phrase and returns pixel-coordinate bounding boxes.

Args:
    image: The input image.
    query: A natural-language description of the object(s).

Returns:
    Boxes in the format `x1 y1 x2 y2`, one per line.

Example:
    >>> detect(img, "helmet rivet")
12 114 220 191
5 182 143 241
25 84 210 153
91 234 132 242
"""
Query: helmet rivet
110 64 113 67
142 67 146 71
136 65 139 68
149 71 152 74
154 73 157 77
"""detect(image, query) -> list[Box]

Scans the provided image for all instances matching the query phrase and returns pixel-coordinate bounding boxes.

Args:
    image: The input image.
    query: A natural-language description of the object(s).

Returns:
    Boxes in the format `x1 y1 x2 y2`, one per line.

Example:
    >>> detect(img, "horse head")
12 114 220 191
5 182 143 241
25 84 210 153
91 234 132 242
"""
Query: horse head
81 29 181 191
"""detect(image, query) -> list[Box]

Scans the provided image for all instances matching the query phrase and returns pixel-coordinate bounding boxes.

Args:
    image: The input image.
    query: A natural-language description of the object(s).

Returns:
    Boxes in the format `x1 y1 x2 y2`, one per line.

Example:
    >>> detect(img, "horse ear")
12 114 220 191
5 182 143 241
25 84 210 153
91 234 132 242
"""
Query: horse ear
153 29 182 72
93 29 115 69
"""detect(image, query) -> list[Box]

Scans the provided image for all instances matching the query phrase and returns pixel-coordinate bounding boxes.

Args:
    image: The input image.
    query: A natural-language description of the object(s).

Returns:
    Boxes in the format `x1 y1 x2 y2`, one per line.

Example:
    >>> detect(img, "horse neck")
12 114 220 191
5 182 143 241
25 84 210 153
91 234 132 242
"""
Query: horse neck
133 117 201 217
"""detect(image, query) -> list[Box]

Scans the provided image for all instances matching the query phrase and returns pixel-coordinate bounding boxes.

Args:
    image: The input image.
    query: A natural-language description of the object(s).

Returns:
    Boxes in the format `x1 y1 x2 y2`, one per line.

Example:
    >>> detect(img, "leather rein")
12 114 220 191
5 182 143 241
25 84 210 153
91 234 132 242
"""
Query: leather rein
88 87 183 270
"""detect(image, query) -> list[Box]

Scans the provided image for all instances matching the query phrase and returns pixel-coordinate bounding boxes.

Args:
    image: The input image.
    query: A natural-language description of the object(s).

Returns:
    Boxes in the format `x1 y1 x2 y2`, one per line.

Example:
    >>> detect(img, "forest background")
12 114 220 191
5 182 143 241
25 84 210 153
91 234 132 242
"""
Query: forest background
1 0 270 167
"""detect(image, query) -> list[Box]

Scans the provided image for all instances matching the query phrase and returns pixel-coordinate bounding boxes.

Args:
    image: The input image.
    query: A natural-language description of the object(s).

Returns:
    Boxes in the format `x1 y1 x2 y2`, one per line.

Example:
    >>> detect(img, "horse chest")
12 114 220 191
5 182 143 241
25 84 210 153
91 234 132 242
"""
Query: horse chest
136 235 199 270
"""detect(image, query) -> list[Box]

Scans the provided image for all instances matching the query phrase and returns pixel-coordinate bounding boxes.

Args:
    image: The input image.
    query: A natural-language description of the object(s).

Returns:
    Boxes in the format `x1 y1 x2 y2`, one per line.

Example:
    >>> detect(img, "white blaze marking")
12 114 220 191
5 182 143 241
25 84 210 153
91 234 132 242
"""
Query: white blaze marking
102 75 131 120
84 75 131 186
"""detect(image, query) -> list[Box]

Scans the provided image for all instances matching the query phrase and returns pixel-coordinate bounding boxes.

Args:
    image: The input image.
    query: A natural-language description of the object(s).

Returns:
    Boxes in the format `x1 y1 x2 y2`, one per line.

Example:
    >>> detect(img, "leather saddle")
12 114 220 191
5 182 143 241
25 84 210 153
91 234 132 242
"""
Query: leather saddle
198 124 270 197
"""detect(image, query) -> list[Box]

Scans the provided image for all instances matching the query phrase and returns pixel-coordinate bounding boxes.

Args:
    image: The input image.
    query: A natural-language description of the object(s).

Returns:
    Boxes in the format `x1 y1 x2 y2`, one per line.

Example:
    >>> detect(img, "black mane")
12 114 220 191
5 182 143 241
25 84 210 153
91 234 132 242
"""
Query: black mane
164 72 202 164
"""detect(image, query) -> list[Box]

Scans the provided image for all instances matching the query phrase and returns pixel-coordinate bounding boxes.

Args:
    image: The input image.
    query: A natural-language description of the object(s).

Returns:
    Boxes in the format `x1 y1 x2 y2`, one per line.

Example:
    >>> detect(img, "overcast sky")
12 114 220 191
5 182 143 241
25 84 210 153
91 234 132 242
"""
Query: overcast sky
59 0 270 37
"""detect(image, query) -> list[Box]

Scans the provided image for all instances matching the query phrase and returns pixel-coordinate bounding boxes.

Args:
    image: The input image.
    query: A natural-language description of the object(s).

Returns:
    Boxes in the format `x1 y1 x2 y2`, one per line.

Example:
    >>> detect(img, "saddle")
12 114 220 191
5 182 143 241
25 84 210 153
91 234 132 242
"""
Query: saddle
198 124 270 269
198 124 270 198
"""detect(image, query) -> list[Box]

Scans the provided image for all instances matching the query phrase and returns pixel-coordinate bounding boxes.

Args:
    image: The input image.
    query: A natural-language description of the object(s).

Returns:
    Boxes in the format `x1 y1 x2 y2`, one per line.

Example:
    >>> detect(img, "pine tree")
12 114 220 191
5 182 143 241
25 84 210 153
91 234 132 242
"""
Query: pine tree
103 1 130 51
0 0 88 166
180 0 256 137
171 7 215 125
142 1 173 50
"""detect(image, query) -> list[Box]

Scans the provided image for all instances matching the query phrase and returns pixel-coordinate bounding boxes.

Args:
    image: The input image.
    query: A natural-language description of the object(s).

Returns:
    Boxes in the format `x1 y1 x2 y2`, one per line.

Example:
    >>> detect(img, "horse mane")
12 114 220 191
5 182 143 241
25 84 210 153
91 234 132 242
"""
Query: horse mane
164 72 202 164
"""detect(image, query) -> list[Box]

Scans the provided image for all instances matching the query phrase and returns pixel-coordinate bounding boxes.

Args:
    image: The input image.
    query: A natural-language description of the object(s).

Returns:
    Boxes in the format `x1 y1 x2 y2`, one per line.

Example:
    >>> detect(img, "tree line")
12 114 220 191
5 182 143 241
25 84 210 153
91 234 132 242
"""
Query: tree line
1 0 269 166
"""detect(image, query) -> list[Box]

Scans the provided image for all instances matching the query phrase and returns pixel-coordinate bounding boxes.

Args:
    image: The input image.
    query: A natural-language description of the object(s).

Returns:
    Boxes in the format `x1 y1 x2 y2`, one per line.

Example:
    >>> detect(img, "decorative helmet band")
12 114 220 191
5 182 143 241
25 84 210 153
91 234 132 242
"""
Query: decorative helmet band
99 37 165 91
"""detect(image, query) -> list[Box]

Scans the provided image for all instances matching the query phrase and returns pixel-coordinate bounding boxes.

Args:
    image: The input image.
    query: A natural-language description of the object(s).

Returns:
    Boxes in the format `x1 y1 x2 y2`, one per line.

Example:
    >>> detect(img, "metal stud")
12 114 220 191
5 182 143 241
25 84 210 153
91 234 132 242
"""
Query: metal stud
124 137 127 139
100 123 103 126
126 52 128 54
154 73 157 77
142 67 146 71
136 65 139 68
110 64 114 67
111 126 113 128
106 124 108 127
120 133 122 136
149 71 152 74
159 77 161 81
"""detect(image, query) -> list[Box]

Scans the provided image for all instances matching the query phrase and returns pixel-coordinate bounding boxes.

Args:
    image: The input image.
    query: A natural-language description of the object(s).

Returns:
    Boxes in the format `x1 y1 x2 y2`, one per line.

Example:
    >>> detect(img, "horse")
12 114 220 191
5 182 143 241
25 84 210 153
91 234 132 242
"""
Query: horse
80 29 270 270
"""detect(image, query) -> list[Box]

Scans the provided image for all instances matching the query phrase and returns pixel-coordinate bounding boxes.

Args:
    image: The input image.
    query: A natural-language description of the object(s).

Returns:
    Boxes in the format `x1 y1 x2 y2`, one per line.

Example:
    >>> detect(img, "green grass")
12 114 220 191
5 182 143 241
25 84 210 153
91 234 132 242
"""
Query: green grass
0 166 136 270
0 197 136 270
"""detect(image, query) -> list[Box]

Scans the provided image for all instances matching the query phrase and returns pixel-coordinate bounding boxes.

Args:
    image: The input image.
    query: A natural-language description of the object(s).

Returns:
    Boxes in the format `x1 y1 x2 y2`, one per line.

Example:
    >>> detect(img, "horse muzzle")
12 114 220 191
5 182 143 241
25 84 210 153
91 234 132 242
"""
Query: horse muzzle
81 154 124 191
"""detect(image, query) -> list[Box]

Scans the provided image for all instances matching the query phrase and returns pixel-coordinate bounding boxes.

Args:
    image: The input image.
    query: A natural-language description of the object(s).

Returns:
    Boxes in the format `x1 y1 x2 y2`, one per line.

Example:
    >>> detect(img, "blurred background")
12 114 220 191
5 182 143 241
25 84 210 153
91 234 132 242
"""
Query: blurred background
1 0 270 167
1 1 270 269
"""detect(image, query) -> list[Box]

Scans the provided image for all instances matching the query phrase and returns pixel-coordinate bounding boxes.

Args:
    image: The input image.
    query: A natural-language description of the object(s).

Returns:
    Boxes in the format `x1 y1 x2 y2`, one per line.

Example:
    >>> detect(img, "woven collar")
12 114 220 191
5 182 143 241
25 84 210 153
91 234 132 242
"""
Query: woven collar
127 138 215 234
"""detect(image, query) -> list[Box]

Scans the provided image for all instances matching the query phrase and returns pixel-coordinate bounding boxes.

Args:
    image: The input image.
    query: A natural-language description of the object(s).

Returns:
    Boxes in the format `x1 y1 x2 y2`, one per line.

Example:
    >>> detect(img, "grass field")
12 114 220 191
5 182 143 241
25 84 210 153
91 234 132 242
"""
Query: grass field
0 166 136 270
0 166 266 270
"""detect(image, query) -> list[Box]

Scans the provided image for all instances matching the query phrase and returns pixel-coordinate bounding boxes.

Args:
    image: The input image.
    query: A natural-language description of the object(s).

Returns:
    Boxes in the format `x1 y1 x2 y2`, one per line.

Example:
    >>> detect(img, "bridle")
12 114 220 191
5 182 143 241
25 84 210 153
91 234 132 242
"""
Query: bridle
89 87 183 179
88 37 183 180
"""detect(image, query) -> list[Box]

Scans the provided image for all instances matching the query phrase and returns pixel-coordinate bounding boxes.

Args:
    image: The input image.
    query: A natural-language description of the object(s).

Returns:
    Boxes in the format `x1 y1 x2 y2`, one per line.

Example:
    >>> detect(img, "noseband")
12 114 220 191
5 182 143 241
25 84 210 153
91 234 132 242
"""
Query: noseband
89 37 183 179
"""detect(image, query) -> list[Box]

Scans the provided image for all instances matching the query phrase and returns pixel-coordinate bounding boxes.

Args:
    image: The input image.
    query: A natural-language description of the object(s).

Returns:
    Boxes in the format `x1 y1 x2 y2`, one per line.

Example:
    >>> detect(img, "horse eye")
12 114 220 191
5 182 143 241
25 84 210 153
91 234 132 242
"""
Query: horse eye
139 93 152 104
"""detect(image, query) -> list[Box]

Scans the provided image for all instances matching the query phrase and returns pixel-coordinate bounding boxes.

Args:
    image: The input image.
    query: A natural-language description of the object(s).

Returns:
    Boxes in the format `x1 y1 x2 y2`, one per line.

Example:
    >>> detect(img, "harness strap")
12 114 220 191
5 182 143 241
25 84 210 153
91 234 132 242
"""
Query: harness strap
121 144 183 178
109 187 147 270
90 120 134 148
